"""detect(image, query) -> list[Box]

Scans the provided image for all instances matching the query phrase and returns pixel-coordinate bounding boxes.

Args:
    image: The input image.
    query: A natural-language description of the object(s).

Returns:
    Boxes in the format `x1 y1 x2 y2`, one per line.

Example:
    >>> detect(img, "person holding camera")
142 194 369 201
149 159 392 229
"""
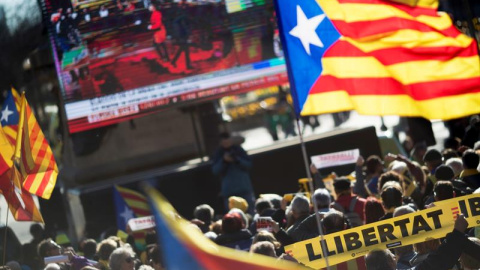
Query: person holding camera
212 132 255 214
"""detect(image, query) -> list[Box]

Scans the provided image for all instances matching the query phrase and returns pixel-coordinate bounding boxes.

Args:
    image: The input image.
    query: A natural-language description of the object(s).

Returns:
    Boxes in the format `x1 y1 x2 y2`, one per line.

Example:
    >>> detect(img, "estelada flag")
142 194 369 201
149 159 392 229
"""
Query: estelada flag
15 93 58 200
145 186 309 270
114 185 152 251
114 185 151 230
0 127 43 222
275 0 480 119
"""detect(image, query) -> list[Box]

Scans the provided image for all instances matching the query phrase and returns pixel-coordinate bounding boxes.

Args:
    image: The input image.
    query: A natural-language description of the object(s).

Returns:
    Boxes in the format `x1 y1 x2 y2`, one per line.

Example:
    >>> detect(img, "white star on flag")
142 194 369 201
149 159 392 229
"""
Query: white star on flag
120 206 135 224
1 105 14 123
289 5 325 55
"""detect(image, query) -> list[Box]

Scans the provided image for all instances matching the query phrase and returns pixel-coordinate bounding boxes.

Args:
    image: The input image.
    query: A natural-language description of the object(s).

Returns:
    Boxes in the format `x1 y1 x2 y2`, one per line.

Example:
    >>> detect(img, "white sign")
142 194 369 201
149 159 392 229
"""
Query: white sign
127 216 156 231
311 149 360 169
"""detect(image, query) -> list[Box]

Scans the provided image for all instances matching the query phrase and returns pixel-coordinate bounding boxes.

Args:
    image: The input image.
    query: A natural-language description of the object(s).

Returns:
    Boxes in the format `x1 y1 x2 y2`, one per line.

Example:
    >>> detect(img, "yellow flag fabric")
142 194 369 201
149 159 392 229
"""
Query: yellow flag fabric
16 94 58 200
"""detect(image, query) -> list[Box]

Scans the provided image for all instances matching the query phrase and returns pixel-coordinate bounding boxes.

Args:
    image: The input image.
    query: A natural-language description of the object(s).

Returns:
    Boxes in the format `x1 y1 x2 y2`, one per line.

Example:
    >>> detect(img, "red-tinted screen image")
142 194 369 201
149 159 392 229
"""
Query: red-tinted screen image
42 0 287 133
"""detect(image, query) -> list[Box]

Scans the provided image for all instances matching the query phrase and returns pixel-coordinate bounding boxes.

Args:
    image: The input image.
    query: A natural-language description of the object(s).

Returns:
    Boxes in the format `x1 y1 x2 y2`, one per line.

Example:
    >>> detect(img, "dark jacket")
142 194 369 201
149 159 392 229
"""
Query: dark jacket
410 230 469 270
215 229 252 251
212 145 253 197
460 169 480 190
273 214 309 246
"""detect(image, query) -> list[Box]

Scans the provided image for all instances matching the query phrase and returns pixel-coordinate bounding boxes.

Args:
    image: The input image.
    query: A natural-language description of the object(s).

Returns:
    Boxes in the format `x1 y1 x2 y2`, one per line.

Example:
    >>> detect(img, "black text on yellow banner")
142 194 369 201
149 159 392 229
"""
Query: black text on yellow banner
285 194 480 269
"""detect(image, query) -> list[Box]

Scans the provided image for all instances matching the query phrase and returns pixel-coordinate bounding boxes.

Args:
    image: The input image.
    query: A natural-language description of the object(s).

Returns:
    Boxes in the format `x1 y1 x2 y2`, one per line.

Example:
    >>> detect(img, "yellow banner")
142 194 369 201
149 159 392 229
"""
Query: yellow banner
285 194 480 269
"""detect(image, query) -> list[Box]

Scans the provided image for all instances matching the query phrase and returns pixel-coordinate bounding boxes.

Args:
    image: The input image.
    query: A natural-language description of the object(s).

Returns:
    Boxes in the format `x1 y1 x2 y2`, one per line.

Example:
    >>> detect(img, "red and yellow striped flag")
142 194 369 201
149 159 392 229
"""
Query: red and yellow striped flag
16 94 58 200
115 185 151 217
277 0 480 119
0 128 43 222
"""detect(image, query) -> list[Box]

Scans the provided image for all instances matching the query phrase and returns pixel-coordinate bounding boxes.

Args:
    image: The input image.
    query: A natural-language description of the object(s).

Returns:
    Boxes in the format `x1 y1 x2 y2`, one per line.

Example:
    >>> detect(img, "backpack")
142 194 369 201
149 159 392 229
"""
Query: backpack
332 197 363 227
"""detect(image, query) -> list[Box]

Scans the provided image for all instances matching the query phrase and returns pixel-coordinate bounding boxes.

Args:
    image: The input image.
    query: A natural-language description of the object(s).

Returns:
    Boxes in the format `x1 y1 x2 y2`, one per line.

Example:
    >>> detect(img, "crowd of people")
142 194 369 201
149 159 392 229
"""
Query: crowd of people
1 119 480 270
200 122 480 269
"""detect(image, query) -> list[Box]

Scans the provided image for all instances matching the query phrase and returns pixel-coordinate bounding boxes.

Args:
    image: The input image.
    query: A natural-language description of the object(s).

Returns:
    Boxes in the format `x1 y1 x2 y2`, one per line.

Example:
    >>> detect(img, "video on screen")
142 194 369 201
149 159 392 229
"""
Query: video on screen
43 0 287 133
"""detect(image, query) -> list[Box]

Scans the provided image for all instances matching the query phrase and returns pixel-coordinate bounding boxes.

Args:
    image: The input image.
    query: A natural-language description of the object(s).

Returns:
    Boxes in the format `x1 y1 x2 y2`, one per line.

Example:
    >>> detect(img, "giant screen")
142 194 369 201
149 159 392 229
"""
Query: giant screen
41 0 288 133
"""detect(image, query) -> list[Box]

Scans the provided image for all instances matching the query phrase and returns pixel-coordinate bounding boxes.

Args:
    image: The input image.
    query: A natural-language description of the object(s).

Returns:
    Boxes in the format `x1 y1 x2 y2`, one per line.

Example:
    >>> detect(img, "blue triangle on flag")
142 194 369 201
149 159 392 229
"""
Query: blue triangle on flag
149 198 206 270
1 90 20 127
113 187 136 231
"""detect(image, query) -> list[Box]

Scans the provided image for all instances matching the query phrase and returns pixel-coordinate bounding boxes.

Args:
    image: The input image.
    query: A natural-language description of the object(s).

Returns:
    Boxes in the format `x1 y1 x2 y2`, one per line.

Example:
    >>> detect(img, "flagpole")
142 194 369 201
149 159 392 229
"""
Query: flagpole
3 164 16 265
3 92 26 264
295 118 331 269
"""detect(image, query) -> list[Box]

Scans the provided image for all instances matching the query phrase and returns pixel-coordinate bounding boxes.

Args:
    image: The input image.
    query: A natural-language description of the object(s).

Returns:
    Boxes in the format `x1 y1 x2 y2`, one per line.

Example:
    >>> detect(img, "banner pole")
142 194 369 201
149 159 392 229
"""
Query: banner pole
295 118 331 269
3 163 16 265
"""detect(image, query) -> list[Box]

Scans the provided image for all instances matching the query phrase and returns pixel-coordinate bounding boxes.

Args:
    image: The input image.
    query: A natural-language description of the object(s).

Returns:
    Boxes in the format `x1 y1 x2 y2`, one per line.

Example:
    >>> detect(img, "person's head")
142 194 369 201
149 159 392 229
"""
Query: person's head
107 236 124 248
193 204 214 224
38 239 62 258
108 246 136 270
290 194 310 218
145 231 157 246
434 181 455 201
366 155 383 175
474 141 480 152
393 205 415 217
255 198 273 215
219 132 233 149
6 261 21 270
97 239 117 261
423 149 443 170
411 141 427 162
228 208 248 229
391 205 416 255
444 137 461 151
261 194 282 210
148 4 157 11
147 245 164 270
365 249 396 270
378 171 402 192
138 265 154 270
81 267 98 270
469 115 480 128
462 150 480 170
381 182 403 211
30 223 44 240
211 220 222 235
446 158 463 178
221 213 243 234
82 239 97 260
442 148 459 161
249 241 276 258
435 165 455 181
460 237 480 270
312 188 331 209
252 231 280 249
44 264 60 270
322 210 346 234
365 197 385 224
333 177 351 197
389 161 407 175
228 196 248 213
